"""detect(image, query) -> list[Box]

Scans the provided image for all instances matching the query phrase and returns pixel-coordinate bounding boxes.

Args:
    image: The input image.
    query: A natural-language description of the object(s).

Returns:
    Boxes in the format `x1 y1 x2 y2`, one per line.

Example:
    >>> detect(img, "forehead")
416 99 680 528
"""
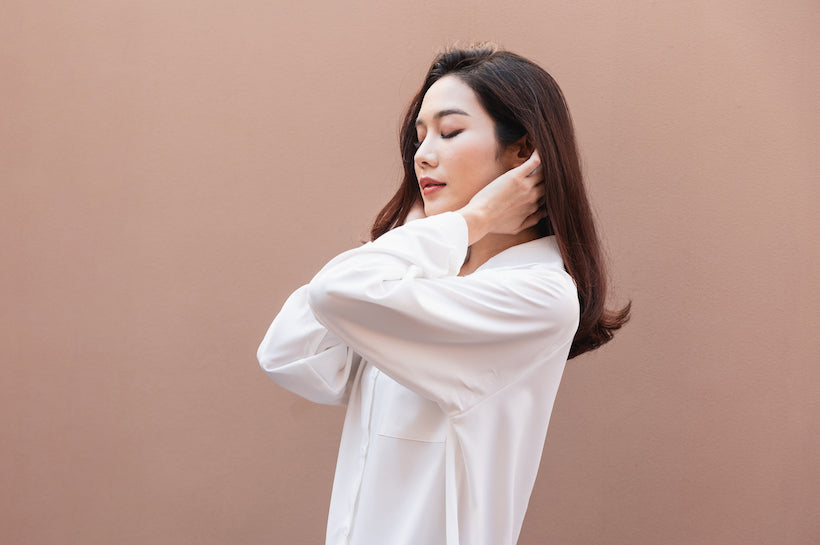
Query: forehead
417 76 488 121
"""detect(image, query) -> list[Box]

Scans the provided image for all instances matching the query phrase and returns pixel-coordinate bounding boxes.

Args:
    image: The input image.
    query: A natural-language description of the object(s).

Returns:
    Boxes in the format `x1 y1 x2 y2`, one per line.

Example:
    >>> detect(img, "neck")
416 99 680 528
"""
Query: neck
458 226 541 276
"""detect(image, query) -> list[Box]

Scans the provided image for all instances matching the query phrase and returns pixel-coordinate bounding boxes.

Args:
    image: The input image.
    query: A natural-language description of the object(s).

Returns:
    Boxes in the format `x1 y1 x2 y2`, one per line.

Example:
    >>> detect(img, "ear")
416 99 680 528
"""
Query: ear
504 135 534 168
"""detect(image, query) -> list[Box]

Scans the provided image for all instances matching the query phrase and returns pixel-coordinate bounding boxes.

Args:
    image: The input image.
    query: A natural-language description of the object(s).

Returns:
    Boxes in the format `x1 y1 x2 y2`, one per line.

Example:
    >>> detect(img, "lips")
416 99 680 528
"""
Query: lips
419 177 446 195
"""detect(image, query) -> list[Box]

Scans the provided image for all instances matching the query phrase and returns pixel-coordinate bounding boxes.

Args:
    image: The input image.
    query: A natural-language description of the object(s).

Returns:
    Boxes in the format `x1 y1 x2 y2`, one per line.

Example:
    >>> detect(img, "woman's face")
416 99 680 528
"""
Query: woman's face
414 76 519 217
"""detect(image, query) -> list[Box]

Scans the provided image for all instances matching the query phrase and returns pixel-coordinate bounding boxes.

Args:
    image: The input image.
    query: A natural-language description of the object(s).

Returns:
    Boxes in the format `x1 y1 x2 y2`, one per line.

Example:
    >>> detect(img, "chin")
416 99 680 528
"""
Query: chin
423 204 446 216
423 200 457 217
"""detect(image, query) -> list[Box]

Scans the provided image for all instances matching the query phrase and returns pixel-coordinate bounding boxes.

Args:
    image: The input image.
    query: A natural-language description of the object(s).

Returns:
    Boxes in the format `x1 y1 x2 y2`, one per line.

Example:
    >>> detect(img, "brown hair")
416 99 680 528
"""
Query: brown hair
371 43 630 358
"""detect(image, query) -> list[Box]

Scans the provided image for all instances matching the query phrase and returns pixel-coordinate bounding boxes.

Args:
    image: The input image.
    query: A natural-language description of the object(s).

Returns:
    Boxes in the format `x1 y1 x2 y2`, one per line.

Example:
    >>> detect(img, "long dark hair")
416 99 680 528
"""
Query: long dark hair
371 43 630 358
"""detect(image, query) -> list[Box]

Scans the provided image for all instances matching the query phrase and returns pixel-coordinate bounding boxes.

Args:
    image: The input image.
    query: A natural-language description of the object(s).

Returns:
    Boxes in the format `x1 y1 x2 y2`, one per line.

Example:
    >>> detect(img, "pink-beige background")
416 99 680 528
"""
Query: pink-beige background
2 1 818 544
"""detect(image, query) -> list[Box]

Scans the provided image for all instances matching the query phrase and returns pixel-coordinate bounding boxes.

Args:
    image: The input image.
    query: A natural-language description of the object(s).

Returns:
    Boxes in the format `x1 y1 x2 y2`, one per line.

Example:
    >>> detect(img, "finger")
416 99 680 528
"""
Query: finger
527 176 545 195
514 150 541 177
525 177 545 196
527 150 543 176
518 205 547 232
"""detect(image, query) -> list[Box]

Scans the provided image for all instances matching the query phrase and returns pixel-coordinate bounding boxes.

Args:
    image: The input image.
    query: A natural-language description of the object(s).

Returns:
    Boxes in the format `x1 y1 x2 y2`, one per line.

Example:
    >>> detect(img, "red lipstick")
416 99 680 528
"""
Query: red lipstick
419 177 446 196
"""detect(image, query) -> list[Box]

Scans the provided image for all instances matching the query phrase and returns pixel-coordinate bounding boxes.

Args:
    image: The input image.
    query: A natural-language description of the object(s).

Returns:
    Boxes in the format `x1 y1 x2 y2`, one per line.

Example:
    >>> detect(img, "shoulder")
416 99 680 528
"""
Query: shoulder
474 238 579 330
492 266 578 321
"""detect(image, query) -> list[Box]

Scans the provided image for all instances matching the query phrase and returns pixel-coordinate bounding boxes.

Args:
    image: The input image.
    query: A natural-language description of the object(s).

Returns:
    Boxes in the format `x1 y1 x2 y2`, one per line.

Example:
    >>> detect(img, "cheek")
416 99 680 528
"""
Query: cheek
457 147 505 188
450 140 497 173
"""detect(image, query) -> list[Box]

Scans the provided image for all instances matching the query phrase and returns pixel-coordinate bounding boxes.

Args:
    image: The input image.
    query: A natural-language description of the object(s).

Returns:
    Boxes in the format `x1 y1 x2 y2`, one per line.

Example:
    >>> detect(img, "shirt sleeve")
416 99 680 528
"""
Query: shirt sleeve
257 285 362 406
307 212 579 416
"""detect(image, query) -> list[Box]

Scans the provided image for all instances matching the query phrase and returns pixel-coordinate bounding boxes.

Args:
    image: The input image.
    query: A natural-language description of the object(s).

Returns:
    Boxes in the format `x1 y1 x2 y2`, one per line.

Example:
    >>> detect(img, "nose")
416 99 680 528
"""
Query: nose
414 135 438 171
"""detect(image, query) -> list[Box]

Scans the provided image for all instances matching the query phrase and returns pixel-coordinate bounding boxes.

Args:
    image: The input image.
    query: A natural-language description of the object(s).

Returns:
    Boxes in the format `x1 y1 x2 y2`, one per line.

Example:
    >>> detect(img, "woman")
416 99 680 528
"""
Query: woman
258 44 629 545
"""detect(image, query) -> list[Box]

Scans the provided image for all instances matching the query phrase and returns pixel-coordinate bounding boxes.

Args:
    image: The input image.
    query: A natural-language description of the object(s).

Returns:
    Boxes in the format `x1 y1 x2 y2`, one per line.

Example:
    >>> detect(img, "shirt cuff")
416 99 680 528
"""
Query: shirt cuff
371 211 469 277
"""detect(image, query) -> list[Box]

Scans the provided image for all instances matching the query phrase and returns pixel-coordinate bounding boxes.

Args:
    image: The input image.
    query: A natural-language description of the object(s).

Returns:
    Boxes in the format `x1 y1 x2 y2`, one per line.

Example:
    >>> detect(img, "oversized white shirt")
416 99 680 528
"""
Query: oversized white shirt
258 212 579 545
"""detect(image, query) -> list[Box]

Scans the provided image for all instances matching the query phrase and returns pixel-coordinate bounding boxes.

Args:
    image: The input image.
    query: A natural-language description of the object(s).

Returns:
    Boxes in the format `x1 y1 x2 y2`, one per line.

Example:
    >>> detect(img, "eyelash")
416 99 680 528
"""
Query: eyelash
414 129 463 148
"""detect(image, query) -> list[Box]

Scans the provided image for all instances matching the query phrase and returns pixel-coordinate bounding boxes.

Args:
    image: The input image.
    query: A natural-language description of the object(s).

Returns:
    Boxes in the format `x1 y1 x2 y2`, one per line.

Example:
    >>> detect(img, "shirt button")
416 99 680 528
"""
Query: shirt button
360 444 367 456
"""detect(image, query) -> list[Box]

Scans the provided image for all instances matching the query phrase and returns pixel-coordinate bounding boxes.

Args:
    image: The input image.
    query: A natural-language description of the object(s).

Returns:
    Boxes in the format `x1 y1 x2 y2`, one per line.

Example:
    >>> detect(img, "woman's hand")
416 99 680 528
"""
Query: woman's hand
457 151 545 245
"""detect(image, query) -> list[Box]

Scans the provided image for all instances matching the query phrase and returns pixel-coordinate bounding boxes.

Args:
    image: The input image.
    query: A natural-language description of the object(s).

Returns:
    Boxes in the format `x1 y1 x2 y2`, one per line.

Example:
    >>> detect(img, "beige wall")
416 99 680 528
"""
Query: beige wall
2 1 818 544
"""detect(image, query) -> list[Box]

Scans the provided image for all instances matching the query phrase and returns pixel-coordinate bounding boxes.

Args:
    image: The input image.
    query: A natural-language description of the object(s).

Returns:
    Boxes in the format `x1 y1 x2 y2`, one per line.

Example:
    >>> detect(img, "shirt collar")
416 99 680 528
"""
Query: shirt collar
475 235 566 272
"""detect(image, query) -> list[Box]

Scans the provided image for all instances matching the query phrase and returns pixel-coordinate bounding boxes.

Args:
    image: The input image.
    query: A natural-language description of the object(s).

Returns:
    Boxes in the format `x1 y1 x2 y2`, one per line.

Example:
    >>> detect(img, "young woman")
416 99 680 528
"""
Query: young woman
258 44 630 545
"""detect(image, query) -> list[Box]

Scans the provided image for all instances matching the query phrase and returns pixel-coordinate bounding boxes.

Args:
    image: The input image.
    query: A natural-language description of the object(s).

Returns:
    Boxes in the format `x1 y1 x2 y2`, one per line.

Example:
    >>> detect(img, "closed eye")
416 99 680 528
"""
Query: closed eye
413 129 425 149
413 128 462 149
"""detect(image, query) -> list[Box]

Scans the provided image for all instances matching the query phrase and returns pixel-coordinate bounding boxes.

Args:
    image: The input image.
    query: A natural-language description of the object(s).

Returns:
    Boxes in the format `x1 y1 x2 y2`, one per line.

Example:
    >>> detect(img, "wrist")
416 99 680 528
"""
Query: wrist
457 205 490 245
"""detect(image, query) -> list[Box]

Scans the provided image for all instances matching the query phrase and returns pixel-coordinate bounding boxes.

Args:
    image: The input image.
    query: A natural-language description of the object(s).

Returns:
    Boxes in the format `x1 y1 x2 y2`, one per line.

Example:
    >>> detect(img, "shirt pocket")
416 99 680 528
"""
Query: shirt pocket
376 374 448 443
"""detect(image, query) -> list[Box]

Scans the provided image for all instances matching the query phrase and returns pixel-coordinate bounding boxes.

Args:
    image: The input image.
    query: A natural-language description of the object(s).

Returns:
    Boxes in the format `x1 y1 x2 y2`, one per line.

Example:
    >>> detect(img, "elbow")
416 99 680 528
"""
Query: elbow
307 272 346 324
257 337 279 374
256 325 297 374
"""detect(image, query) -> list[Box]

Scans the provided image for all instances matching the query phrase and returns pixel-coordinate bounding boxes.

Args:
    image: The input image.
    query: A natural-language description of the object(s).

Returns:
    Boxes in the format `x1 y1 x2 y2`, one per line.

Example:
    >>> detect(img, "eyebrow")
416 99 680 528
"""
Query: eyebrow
415 108 470 127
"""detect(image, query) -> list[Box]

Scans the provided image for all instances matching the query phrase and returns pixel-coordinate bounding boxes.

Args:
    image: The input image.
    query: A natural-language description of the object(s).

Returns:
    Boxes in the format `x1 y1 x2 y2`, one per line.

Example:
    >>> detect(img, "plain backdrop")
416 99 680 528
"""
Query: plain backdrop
2 1 818 544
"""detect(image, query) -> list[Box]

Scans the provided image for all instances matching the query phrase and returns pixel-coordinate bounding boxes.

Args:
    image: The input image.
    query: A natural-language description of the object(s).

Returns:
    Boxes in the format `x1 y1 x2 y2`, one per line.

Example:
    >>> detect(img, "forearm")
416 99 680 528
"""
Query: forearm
257 285 360 406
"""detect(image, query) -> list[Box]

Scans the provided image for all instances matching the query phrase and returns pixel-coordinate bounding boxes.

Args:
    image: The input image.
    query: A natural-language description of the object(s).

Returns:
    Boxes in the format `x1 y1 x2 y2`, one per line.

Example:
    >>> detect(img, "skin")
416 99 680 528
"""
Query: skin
411 75 546 275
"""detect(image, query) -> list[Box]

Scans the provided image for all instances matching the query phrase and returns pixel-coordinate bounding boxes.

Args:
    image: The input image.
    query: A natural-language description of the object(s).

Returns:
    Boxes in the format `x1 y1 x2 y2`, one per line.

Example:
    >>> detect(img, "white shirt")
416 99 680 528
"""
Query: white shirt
258 212 579 545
